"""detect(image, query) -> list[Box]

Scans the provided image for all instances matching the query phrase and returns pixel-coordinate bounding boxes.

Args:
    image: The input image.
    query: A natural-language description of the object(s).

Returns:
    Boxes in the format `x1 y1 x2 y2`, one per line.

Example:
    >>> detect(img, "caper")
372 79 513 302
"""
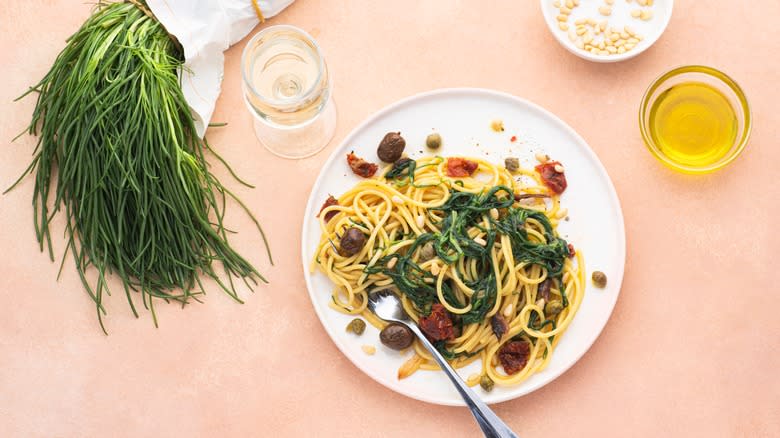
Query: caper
346 318 366 335
504 157 520 172
592 271 607 288
480 375 495 392
426 133 442 150
544 300 564 316
419 241 436 262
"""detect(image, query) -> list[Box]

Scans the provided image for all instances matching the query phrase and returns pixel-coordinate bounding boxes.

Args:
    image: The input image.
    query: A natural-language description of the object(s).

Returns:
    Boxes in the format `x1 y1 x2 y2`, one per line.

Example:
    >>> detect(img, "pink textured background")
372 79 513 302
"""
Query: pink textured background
1 1 778 436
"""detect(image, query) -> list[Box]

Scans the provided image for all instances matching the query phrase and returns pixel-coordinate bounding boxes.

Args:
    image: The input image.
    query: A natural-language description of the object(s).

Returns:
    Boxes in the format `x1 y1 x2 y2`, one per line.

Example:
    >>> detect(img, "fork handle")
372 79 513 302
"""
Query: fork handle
406 323 519 438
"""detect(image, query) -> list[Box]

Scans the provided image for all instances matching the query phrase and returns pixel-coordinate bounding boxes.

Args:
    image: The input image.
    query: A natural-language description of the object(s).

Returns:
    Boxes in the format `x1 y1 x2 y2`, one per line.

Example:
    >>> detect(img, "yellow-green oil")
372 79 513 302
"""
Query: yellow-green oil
649 81 737 168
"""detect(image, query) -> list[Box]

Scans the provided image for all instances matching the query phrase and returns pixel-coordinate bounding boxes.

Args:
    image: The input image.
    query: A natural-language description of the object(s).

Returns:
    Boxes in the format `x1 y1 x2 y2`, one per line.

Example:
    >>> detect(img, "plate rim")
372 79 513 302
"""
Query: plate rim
300 87 626 406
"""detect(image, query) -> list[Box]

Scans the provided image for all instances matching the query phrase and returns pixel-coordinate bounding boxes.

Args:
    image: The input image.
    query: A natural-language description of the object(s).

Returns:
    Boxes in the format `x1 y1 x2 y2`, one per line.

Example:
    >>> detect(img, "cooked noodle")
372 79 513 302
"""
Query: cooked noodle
311 156 584 387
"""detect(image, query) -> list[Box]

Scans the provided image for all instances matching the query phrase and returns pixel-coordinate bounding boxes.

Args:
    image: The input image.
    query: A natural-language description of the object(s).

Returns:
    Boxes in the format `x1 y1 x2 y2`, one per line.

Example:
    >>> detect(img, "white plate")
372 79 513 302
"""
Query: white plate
301 88 625 406
541 0 674 63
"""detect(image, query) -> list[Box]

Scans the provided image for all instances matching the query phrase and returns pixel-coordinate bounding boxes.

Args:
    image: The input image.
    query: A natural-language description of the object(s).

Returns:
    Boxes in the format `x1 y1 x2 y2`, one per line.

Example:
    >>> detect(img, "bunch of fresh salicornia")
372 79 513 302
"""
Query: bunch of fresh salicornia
8 1 271 332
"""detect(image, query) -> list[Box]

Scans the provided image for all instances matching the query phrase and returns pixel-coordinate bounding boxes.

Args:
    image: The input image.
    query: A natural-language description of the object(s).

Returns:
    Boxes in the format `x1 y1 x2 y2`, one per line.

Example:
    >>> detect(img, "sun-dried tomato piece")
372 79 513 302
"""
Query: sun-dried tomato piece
347 152 378 178
317 195 339 222
567 243 576 258
446 157 479 177
498 341 530 375
491 314 508 340
418 303 455 341
534 161 567 194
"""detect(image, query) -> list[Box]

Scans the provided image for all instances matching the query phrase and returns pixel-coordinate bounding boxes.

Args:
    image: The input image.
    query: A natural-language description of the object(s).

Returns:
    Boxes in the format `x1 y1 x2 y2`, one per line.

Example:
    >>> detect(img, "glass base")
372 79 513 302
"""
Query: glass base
250 97 337 160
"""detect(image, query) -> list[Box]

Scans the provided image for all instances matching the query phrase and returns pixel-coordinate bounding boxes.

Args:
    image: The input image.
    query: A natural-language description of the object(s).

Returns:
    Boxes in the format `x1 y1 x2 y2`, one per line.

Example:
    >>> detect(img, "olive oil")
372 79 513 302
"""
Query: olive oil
648 81 737 167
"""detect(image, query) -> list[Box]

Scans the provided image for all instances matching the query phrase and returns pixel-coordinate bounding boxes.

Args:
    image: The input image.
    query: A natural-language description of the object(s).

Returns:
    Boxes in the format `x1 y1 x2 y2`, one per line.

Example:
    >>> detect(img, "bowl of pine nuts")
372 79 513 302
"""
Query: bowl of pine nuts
541 0 673 62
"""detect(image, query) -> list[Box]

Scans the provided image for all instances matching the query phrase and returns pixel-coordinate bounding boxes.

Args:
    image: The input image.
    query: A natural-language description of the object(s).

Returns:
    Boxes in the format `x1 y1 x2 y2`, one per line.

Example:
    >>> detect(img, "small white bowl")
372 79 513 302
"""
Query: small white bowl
540 0 673 63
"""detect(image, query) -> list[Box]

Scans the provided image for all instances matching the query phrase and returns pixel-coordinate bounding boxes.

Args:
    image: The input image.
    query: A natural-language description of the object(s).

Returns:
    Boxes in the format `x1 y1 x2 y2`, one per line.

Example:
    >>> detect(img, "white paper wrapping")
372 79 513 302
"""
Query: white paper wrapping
145 0 295 138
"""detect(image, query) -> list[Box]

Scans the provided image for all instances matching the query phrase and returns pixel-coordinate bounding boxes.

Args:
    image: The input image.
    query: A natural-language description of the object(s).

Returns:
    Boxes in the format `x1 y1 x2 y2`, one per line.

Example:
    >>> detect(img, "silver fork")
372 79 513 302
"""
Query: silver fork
368 289 519 438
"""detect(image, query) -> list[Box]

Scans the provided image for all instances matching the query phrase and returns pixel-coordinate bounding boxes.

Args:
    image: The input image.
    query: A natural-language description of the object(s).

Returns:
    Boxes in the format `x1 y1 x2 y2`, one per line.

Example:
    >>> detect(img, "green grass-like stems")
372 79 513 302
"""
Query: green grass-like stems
8 1 272 333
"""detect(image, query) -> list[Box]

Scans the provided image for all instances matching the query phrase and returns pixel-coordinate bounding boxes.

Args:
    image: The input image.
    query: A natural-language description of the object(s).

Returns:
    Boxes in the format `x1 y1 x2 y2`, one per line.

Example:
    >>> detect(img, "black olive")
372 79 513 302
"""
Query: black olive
537 278 553 301
339 227 366 256
377 132 406 163
379 323 414 350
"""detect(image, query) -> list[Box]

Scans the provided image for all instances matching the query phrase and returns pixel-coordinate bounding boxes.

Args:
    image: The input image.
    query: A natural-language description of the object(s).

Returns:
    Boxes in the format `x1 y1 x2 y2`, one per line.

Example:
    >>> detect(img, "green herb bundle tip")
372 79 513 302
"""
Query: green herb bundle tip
7 1 272 333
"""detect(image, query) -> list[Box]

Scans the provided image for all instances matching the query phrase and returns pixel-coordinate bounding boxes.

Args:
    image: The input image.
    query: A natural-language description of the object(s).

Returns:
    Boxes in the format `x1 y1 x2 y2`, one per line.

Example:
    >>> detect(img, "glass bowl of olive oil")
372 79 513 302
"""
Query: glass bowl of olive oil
639 65 751 174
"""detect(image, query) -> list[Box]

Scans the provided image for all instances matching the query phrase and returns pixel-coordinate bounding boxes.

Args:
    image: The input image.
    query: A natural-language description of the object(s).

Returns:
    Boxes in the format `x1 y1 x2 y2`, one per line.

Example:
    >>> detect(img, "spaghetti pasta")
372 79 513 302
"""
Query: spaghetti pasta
311 156 584 388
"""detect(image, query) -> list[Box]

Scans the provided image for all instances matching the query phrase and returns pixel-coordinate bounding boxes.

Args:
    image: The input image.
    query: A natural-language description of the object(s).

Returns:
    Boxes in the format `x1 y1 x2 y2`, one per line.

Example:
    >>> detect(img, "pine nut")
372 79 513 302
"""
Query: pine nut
607 46 617 53
503 303 514 317
631 9 641 18
615 39 625 47
568 28 577 41
620 31 630 39
610 33 620 41
573 0 580 5
599 20 608 31
557 14 568 22
583 32 593 44
627 37 639 44
637 0 647 5
589 47 599 54
489 208 499 220
556 207 569 219
624 25 636 36
416 215 425 229
535 153 549 163
553 0 561 7
361 345 376 355
625 43 636 50
560 6 572 14
617 46 626 54
587 18 596 26
558 22 569 31
430 262 440 276
536 298 545 308
474 237 487 247
576 26 587 35
566 0 574 7
606 0 614 4
598 40 605 50
598 5 612 15
574 18 586 25
640 9 653 20
386 257 398 269
554 163 564 173
647 0 653 5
